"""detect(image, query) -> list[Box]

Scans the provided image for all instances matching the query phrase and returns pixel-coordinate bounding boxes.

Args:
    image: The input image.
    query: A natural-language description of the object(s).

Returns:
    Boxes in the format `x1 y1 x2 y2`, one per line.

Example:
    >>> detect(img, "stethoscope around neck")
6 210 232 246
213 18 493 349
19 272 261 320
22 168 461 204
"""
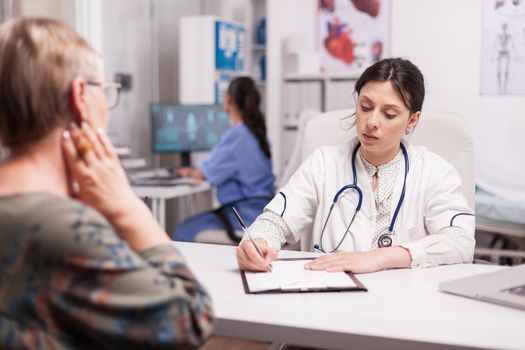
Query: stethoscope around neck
313 142 410 253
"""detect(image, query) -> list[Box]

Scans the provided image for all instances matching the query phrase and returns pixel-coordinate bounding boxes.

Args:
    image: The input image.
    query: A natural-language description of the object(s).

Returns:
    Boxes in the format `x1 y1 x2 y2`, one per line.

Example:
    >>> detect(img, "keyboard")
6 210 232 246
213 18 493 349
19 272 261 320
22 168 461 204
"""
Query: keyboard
128 167 183 186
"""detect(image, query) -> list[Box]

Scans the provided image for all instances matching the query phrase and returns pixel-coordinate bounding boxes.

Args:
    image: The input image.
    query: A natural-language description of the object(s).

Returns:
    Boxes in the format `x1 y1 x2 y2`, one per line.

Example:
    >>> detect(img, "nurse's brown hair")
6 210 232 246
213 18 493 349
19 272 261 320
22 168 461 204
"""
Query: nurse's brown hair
227 77 271 159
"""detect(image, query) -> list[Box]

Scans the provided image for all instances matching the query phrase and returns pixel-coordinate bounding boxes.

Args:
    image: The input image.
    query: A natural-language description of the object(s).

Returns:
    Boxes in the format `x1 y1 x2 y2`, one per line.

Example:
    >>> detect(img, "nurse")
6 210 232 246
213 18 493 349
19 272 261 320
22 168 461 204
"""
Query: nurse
237 58 476 273
173 77 275 242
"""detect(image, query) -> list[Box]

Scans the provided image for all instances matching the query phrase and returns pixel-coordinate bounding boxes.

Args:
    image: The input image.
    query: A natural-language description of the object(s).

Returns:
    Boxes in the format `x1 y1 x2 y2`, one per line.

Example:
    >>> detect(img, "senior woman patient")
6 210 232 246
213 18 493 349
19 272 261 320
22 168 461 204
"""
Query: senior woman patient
0 18 213 349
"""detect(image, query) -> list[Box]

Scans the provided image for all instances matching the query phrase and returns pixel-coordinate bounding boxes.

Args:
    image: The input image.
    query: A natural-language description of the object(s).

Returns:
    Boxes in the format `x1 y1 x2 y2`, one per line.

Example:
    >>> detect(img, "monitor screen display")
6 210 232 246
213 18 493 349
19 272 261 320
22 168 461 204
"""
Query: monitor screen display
151 103 230 153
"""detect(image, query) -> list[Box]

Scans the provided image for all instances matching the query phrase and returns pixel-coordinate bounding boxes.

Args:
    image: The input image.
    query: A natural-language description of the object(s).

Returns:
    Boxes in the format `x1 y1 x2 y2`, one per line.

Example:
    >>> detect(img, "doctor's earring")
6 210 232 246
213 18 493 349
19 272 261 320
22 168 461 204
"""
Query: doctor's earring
404 129 411 135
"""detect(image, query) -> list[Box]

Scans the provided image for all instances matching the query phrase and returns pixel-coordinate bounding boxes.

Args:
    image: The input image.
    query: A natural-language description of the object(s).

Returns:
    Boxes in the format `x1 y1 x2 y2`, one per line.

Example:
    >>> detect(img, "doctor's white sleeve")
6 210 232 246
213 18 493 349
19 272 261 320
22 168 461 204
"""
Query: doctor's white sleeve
242 211 290 251
399 160 476 268
400 226 474 268
242 148 326 250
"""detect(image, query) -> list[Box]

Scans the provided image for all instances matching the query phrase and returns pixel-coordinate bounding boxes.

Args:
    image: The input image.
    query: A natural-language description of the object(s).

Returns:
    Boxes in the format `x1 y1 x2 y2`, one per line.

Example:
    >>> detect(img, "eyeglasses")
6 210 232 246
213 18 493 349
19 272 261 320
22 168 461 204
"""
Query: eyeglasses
86 81 122 110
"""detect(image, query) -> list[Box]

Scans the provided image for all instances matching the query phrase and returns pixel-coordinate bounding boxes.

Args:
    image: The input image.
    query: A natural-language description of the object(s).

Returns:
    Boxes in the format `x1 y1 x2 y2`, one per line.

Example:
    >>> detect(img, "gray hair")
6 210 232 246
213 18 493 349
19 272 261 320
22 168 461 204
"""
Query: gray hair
0 17 102 148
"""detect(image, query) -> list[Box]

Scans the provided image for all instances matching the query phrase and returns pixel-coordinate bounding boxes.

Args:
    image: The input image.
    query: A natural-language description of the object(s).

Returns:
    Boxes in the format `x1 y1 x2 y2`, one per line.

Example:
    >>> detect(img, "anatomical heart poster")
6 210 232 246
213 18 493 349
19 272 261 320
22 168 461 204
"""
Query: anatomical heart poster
319 0 390 74
480 0 525 95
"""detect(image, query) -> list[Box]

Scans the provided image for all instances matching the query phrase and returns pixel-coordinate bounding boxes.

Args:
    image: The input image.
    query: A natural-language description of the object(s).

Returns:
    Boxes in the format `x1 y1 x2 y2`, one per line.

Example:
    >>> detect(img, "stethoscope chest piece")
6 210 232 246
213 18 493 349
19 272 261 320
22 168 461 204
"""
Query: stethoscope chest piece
378 233 393 248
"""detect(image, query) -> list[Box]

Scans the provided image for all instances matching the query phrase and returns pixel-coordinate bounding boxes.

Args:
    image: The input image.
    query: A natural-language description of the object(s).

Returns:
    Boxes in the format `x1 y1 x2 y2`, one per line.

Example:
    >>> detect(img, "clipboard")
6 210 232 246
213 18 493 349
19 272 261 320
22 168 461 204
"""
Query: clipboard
241 258 367 294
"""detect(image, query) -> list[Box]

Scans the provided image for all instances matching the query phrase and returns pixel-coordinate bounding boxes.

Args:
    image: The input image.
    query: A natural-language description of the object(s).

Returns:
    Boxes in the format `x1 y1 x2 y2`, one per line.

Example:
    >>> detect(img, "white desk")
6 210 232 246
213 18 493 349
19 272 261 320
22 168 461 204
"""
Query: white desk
174 242 525 350
133 181 212 229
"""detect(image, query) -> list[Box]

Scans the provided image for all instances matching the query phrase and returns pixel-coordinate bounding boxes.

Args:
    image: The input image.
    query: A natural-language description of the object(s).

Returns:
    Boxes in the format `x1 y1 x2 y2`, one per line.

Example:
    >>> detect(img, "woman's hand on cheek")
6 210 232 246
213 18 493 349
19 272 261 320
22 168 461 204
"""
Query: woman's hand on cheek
61 121 141 222
304 250 384 274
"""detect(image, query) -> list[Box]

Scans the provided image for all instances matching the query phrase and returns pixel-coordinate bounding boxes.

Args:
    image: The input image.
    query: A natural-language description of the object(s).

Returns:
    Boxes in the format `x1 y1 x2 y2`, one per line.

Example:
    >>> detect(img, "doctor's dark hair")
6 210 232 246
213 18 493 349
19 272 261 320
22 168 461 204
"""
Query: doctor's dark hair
227 76 271 159
354 58 425 115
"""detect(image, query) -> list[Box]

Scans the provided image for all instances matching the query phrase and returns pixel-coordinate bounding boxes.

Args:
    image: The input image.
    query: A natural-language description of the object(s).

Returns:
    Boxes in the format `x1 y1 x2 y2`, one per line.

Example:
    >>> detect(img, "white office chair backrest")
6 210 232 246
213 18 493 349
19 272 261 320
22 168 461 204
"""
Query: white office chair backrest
279 108 322 186
300 108 475 209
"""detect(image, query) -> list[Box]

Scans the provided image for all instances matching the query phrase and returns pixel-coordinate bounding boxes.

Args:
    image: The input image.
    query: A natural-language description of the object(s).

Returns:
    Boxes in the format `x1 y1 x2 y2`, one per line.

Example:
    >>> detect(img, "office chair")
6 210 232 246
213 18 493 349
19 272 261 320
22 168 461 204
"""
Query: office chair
300 108 475 207
280 108 322 186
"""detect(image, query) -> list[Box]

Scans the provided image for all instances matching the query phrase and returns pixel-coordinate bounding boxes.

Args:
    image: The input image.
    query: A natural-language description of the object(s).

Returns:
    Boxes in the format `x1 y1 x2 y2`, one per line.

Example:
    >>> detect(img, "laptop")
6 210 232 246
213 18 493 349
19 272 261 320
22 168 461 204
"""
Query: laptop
439 264 525 311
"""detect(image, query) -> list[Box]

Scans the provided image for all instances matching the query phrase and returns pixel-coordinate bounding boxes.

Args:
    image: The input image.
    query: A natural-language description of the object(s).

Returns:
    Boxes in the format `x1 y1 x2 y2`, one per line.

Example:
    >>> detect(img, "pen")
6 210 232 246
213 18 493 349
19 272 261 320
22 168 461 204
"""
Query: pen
231 206 272 272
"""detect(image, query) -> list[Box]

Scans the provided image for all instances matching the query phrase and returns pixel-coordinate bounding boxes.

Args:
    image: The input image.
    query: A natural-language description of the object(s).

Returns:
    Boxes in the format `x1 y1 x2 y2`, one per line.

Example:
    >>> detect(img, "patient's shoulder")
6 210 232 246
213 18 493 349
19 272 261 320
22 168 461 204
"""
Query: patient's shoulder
30 193 111 232
0 193 124 260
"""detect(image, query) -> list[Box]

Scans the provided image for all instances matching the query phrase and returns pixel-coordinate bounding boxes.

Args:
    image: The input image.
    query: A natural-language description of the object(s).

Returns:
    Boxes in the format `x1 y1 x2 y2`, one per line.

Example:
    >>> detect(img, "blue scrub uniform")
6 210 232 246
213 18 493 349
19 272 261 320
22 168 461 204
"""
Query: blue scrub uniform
172 123 275 242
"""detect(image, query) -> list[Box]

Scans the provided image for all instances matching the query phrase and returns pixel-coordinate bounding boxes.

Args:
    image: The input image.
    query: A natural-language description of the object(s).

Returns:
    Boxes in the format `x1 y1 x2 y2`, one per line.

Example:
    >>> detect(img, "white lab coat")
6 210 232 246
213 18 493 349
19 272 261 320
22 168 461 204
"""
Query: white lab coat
266 138 475 253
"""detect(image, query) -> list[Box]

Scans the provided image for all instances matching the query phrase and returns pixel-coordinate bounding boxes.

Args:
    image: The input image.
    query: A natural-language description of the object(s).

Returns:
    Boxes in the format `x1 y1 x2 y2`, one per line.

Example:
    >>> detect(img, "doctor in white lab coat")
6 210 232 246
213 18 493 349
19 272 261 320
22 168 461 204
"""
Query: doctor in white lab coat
237 58 475 273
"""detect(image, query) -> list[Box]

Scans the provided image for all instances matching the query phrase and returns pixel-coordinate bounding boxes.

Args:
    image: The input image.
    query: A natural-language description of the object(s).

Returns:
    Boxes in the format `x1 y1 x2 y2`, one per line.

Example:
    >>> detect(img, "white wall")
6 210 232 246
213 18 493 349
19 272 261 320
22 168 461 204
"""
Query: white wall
80 0 205 160
94 0 255 159
267 0 318 176
157 0 203 103
98 0 155 158
391 0 525 200
18 0 76 28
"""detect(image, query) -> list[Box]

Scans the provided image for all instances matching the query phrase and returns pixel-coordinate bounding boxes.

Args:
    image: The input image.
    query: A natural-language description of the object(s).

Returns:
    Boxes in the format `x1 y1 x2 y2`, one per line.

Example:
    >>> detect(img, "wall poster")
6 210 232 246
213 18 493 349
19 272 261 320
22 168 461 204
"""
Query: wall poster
318 0 390 74
481 0 525 95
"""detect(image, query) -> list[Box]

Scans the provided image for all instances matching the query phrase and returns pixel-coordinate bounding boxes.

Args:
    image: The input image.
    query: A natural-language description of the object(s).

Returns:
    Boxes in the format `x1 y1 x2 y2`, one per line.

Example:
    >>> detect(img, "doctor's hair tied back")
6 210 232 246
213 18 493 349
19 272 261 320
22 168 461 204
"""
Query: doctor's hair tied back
340 112 357 131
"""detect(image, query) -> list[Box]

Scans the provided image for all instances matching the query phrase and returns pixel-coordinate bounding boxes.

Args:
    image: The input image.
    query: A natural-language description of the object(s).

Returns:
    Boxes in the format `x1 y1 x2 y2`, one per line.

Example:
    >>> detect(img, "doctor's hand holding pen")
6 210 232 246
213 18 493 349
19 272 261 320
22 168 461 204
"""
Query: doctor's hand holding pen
237 238 278 271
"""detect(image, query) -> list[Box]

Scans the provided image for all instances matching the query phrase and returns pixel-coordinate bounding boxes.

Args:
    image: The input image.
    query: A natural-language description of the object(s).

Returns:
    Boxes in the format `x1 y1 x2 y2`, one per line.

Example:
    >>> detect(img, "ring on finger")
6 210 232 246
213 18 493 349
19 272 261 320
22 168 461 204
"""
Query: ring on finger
77 136 93 156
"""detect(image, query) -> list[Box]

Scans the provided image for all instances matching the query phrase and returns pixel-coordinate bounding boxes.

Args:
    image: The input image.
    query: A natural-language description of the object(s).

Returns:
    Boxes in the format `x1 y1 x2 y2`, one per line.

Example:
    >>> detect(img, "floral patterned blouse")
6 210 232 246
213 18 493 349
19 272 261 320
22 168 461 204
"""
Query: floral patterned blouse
0 193 213 349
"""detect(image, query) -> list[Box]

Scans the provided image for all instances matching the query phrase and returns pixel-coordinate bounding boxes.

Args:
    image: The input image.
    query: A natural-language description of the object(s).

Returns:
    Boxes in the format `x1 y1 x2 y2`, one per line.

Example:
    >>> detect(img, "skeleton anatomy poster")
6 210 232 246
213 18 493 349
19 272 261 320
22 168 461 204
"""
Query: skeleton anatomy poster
481 0 525 95
318 0 390 74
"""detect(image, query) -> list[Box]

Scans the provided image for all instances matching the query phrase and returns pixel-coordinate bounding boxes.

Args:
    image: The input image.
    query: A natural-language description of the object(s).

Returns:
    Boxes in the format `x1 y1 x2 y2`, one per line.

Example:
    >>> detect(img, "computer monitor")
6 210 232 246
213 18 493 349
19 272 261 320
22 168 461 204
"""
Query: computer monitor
150 103 230 165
